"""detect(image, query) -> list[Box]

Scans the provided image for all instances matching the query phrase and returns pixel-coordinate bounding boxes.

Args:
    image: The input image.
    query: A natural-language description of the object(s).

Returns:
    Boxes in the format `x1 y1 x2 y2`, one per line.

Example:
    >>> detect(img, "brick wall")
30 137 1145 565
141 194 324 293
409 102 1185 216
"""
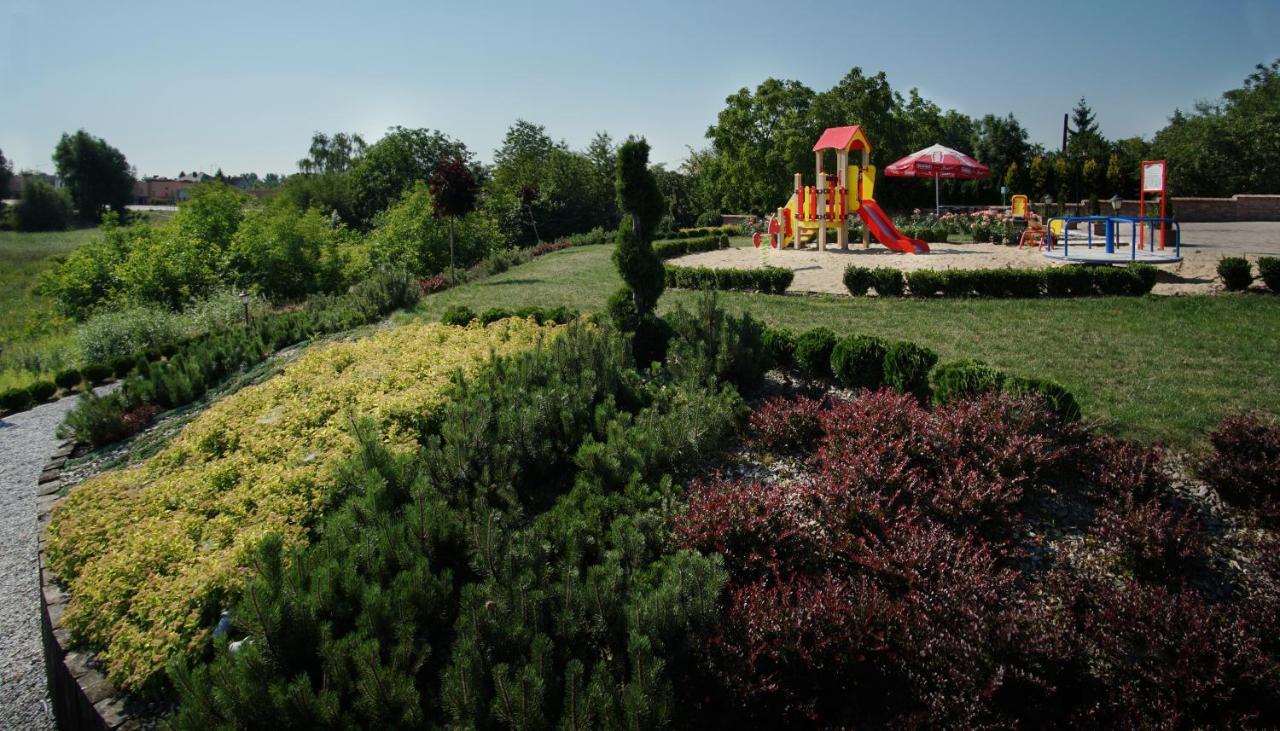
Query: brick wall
1066 195 1280 222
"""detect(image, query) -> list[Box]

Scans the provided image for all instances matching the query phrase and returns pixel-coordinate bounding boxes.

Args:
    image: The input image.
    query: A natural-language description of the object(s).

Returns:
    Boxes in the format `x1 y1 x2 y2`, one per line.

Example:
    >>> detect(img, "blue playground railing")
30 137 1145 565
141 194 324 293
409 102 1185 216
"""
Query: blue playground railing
1045 216 1181 261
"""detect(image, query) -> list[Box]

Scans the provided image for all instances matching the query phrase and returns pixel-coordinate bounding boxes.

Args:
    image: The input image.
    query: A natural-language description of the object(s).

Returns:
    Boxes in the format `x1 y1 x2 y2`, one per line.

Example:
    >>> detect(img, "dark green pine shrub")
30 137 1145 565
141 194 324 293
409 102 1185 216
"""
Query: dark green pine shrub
830 334 887 390
906 270 946 297
1218 257 1253 291
0 386 34 412
794 327 837 379
930 359 1006 404
479 307 513 324
28 380 58 403
80 363 114 385
871 268 905 297
882 341 939 402
1258 257 1280 292
843 265 874 296
169 324 740 729
1004 375 1081 421
762 327 795 370
57 391 132 446
54 368 83 390
666 293 768 392
440 305 477 326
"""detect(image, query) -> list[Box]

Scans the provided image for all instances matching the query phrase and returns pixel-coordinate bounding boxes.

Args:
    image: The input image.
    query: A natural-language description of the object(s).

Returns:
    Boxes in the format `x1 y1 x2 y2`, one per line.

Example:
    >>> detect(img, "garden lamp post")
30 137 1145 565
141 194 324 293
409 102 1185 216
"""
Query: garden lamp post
1042 194 1053 218
238 291 251 326
1110 194 1123 215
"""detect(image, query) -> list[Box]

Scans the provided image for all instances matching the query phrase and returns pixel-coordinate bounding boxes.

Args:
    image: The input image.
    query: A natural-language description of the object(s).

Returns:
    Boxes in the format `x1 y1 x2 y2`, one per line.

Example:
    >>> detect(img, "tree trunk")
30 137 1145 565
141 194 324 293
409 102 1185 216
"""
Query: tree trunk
448 217 457 283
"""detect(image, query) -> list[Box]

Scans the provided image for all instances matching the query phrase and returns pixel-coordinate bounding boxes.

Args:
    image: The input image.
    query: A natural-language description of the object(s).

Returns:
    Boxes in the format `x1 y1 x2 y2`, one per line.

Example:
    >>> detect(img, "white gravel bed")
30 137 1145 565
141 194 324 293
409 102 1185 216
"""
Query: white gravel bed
0 390 106 730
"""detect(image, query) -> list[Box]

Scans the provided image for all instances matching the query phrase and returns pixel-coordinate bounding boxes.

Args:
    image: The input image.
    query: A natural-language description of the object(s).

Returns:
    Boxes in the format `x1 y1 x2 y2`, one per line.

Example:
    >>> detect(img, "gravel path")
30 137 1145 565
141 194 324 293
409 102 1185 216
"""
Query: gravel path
0 394 89 730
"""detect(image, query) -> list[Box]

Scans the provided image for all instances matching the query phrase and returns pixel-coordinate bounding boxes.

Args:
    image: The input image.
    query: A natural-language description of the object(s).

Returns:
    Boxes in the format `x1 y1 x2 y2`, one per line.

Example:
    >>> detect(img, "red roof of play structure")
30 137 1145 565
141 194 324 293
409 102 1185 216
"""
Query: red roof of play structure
812 125 869 152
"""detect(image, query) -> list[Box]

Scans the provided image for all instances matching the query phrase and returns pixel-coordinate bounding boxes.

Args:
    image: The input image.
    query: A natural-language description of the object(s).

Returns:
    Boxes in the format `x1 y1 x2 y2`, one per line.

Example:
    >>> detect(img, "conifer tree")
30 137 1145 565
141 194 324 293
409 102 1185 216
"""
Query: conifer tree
610 137 666 325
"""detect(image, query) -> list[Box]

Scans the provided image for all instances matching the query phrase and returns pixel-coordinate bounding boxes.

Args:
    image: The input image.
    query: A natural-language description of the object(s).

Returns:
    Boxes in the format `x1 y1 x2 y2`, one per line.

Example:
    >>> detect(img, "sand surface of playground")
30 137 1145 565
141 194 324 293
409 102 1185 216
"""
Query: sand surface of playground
673 222 1280 296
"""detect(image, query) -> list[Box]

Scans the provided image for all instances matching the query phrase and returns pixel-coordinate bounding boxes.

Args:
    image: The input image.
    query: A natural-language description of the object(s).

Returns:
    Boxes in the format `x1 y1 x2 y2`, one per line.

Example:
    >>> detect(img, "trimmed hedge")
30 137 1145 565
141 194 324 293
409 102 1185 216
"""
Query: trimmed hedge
54 368 83 390
665 264 793 294
1005 375 1082 422
831 334 887 390
849 264 1158 298
794 327 837 379
653 235 730 260
658 225 737 240
1259 257 1280 293
883 341 939 403
1218 257 1253 291
0 387 34 413
80 363 114 385
929 359 1006 404
29 380 58 403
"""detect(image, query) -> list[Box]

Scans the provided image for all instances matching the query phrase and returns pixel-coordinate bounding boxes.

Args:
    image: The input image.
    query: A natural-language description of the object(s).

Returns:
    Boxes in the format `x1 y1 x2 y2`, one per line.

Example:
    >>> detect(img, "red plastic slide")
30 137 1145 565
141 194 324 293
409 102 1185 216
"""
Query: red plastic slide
857 199 929 254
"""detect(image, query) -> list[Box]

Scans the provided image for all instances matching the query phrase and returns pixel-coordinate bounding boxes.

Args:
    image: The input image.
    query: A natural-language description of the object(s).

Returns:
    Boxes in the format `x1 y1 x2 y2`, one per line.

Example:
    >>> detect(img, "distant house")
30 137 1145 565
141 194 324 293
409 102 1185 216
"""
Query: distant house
132 171 211 204
7 171 61 199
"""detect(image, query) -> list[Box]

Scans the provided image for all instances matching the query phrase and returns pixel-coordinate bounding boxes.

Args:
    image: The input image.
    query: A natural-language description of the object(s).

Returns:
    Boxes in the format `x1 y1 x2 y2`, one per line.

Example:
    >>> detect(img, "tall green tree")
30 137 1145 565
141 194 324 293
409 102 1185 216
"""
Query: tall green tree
609 137 666 360
349 127 473 228
297 131 367 174
52 130 135 220
0 147 12 200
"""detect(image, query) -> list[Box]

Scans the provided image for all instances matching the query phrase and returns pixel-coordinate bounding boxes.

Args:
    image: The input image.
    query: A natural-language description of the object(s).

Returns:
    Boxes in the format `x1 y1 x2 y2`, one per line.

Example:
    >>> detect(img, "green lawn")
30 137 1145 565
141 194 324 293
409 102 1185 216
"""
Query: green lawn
411 242 1280 448
0 226 99 386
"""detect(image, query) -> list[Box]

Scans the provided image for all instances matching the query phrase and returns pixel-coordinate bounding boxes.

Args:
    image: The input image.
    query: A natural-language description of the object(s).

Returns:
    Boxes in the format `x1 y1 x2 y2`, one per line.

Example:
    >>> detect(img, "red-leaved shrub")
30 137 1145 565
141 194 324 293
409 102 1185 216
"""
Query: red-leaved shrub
418 273 451 295
1198 412 1280 520
747 395 825 453
1095 496 1206 582
680 389 1280 728
1083 434 1171 501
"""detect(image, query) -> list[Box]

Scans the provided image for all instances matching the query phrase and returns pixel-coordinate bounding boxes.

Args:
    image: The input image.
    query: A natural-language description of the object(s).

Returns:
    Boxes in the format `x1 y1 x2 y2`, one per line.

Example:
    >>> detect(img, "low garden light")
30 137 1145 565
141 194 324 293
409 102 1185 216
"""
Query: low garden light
238 291 251 326
1110 194 1124 214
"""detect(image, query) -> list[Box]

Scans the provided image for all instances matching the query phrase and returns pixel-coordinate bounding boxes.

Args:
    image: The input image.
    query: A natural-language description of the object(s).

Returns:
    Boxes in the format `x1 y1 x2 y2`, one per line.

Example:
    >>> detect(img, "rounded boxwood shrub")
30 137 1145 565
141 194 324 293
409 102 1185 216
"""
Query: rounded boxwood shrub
762 327 795 370
479 307 513 325
440 305 477 327
80 363 114 385
930 359 1006 404
1004 375 1081 422
830 334 887 390
109 355 136 378
794 327 837 379
844 265 874 296
0 387 34 412
1258 257 1280 293
871 268 905 297
1129 264 1159 294
1218 257 1253 291
54 368 83 390
28 380 58 403
882 341 939 402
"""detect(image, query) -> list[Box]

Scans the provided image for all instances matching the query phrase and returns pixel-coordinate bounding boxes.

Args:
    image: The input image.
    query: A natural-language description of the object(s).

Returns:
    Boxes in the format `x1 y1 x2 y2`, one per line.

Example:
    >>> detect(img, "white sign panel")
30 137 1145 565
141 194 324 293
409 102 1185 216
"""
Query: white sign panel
1142 162 1166 193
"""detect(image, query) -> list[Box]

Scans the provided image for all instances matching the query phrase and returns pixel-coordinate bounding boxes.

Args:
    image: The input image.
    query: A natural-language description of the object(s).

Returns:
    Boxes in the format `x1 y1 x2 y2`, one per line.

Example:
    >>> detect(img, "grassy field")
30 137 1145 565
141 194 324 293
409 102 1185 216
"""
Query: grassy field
0 226 102 386
411 241 1280 448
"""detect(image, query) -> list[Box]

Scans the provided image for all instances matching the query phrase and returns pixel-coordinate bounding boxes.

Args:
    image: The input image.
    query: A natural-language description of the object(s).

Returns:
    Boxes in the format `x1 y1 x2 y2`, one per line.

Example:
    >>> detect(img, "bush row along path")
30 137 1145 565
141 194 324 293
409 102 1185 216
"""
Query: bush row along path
0 391 108 731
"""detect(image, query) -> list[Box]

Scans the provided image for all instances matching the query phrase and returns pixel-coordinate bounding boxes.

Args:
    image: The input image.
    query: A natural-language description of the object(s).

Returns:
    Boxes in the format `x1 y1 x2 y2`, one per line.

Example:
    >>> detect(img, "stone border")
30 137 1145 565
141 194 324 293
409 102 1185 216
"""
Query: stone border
36 439 138 730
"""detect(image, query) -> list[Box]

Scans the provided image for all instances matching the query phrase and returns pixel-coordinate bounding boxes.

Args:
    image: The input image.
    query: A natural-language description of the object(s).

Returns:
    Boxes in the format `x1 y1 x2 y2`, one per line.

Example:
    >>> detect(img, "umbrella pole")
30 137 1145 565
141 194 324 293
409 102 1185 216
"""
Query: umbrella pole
935 175 940 217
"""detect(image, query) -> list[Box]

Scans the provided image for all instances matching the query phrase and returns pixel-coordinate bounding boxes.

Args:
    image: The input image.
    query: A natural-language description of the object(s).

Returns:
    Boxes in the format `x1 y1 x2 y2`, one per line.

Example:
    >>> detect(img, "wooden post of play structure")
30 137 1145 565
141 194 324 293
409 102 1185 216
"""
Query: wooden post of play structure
837 149 849 250
776 207 785 248
861 148 870 248
817 171 828 252
792 173 802 250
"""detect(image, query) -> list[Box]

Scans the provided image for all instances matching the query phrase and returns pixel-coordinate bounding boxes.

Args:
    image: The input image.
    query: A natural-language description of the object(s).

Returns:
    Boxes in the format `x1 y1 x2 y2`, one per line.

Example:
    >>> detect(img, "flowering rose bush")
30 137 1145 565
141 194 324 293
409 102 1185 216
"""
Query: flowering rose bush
45 318 555 692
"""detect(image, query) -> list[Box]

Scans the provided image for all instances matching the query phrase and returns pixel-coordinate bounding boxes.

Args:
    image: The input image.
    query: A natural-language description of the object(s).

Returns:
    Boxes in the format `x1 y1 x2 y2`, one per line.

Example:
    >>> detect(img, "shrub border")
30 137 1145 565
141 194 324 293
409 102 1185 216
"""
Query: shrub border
37 440 141 730
844 263 1158 298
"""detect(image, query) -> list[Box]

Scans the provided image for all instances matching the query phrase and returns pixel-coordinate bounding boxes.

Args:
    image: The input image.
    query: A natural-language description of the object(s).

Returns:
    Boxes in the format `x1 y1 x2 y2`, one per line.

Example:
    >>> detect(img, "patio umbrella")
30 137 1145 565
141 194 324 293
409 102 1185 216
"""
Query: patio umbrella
884 144 991 215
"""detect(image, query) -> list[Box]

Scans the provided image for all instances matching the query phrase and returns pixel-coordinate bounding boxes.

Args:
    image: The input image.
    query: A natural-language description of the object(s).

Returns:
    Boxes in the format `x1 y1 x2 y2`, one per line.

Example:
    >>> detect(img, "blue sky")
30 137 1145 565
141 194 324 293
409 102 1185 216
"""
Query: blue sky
2 0 1276 177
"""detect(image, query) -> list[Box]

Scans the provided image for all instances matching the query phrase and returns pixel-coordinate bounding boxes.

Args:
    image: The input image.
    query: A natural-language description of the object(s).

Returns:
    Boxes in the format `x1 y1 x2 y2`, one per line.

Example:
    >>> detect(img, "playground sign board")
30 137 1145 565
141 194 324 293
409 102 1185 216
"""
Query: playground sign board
1142 161 1166 193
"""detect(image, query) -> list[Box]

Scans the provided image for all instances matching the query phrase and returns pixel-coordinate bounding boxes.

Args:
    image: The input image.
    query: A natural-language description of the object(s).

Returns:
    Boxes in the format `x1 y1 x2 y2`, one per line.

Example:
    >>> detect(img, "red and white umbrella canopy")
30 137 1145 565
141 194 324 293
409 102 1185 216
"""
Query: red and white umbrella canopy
884 144 990 180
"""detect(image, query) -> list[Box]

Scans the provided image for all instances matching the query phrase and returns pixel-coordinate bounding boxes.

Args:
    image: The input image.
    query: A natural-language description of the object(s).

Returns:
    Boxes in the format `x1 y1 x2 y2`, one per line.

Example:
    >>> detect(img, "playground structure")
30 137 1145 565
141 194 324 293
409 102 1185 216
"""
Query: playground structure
760 126 929 254
1013 160 1182 265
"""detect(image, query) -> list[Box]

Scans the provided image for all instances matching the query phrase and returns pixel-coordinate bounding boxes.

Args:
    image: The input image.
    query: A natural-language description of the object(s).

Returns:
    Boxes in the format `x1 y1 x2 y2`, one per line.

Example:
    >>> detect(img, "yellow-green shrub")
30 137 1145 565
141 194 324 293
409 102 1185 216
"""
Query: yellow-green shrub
45 318 555 692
